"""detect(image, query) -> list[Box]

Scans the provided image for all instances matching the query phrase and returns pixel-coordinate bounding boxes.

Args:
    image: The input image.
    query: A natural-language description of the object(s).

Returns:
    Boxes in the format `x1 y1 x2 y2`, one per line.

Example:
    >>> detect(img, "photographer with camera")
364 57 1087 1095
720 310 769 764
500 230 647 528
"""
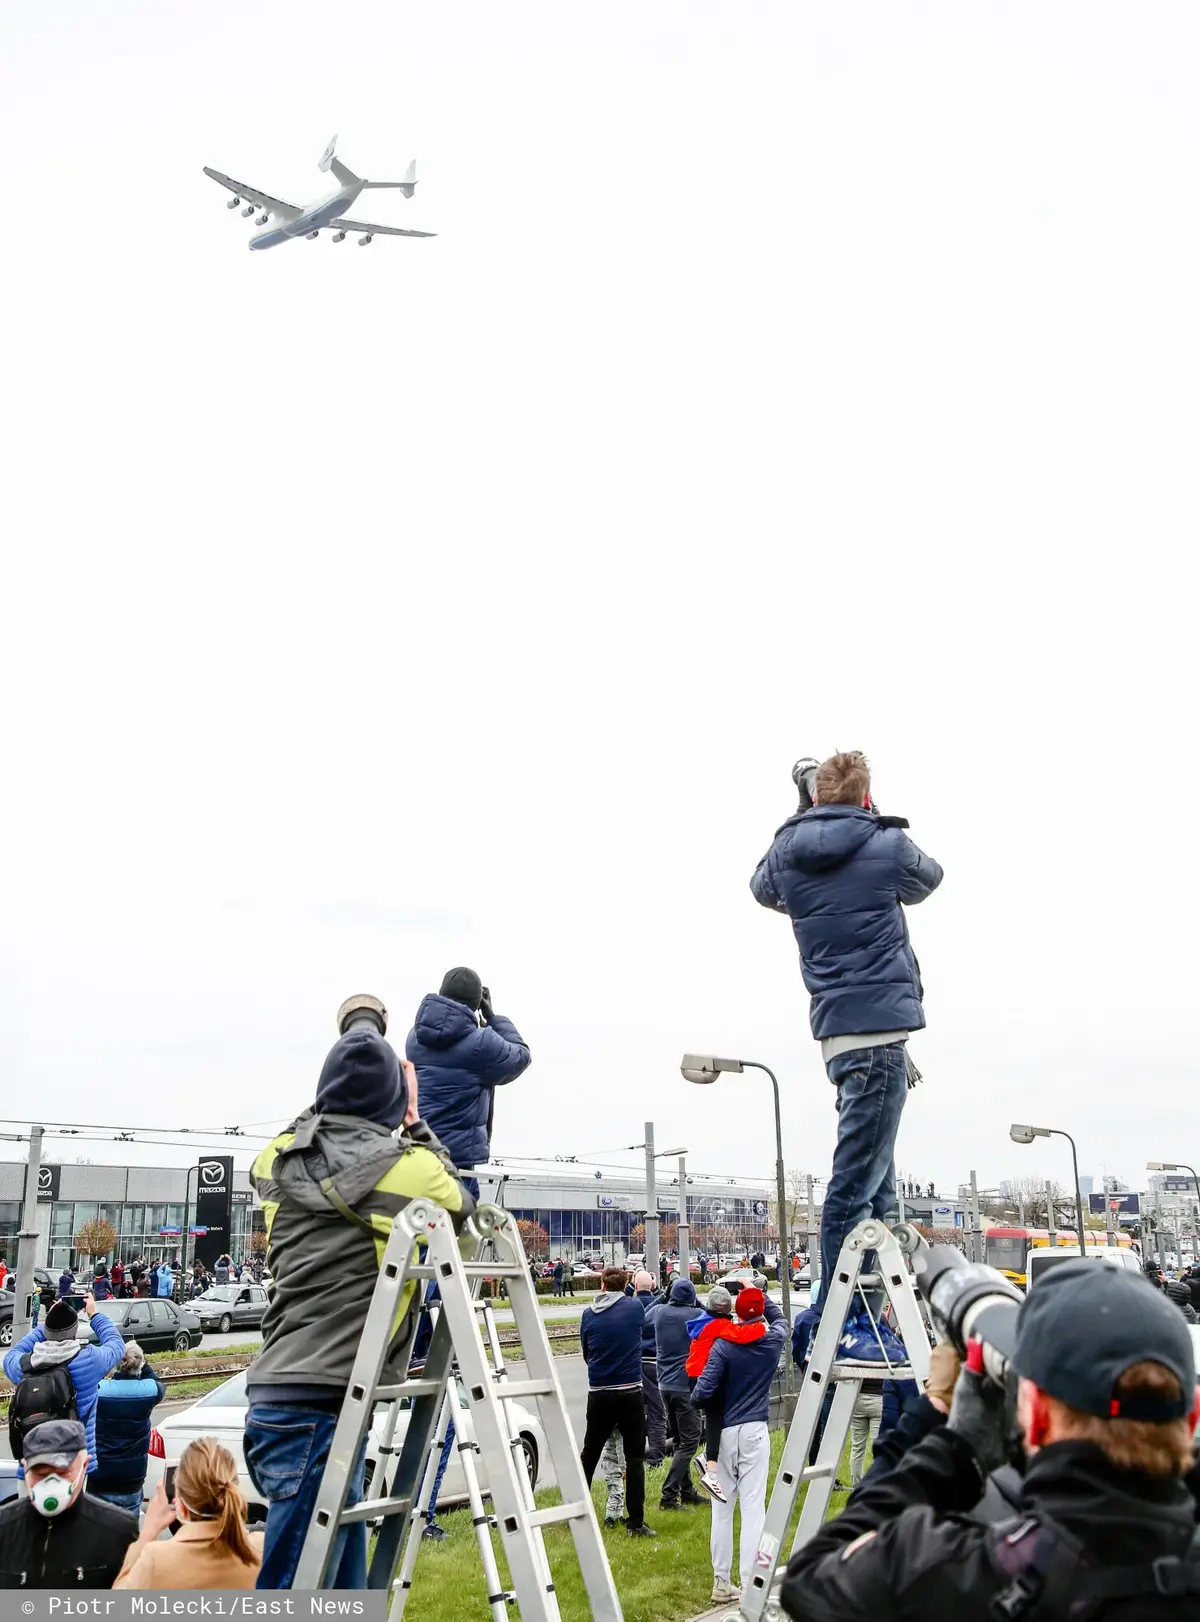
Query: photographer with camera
779 1259 1200 1621
405 968 530 1196
751 751 941 1317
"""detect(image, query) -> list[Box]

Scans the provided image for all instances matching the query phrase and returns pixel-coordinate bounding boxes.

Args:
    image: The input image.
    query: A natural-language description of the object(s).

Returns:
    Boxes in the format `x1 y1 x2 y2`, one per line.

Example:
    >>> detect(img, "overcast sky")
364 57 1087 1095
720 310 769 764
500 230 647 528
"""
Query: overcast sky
3 3 1197 1204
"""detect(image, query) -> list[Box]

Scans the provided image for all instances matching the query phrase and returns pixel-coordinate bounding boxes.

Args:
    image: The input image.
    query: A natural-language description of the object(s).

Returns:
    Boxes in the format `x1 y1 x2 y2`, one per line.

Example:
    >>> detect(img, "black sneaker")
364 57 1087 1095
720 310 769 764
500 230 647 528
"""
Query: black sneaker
603 1515 625 1529
422 1521 448 1542
658 1498 683 1511
627 1523 658 1538
680 1491 705 1506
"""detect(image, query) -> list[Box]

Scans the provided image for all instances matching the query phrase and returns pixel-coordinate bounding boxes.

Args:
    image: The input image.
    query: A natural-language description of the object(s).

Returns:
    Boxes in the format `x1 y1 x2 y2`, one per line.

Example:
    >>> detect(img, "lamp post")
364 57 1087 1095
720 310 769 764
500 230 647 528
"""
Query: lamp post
633 1128 688 1282
681 1053 793 1393
1010 1123 1087 1257
1148 1162 1200 1264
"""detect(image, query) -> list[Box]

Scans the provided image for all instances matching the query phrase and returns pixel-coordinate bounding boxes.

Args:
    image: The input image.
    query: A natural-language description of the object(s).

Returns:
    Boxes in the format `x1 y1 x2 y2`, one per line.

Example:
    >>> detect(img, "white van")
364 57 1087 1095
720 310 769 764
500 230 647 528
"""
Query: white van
1025 1245 1144 1292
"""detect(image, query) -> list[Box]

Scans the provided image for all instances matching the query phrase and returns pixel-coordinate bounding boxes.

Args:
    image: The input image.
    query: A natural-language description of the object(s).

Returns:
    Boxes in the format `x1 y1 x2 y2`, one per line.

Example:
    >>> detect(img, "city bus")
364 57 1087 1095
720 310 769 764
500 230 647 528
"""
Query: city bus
985 1225 1134 1288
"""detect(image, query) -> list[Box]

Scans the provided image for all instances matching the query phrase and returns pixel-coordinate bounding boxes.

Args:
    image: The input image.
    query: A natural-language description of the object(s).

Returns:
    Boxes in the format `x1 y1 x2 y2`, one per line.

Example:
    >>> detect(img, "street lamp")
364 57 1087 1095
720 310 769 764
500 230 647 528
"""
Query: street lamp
1010 1123 1087 1256
681 1053 792 1392
1148 1163 1200 1264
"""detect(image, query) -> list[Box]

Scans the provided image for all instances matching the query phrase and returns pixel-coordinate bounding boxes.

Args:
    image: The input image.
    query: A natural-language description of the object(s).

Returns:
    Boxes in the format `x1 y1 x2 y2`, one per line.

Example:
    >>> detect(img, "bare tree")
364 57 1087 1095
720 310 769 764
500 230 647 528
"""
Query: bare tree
769 1168 815 1251
1000 1176 1071 1228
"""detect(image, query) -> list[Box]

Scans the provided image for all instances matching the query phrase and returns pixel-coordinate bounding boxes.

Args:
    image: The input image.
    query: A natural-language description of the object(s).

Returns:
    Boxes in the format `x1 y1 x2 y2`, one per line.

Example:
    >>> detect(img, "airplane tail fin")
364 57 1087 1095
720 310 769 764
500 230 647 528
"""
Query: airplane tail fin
363 160 417 198
319 132 362 187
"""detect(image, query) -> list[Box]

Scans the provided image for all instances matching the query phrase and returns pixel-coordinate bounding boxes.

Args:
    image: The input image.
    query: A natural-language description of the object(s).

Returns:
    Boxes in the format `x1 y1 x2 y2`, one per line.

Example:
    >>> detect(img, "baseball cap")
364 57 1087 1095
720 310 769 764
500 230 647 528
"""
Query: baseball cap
1011 1260 1196 1421
24 1419 87 1469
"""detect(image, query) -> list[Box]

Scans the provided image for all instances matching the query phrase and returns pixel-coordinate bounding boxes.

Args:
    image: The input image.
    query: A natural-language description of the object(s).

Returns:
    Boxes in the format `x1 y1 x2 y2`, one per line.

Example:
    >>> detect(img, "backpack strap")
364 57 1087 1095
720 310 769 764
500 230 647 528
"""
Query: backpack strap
317 1175 379 1237
1069 1528 1200 1613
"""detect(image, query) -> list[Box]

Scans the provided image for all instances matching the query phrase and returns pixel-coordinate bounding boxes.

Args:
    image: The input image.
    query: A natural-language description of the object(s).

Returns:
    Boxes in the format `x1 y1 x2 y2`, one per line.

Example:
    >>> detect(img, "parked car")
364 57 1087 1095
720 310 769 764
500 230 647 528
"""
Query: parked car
75 1297 202 1352
143 1370 548 1519
191 1283 270 1335
0 1460 18 1505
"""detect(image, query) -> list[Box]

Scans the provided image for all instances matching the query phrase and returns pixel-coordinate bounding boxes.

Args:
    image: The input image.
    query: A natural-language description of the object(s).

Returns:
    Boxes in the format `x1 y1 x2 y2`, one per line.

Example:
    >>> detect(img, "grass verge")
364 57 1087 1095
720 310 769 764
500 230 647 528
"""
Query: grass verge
404 1428 854 1622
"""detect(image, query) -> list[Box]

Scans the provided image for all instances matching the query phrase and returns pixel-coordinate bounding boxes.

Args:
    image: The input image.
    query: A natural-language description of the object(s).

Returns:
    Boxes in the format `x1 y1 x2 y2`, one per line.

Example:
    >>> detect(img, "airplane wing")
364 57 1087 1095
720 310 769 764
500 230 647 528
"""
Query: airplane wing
203 166 304 223
329 216 437 238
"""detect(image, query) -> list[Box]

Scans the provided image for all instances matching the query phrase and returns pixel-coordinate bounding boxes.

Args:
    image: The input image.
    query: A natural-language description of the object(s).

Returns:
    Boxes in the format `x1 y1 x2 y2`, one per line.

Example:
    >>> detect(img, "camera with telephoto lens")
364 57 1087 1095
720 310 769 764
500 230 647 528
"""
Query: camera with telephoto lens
336 994 388 1037
792 757 820 811
911 1243 1024 1388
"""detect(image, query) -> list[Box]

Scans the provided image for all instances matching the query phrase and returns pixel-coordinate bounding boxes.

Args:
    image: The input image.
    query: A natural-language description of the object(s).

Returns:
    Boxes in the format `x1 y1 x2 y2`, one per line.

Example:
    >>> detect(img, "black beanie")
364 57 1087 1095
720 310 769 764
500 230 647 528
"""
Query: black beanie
439 967 483 1011
315 1027 407 1129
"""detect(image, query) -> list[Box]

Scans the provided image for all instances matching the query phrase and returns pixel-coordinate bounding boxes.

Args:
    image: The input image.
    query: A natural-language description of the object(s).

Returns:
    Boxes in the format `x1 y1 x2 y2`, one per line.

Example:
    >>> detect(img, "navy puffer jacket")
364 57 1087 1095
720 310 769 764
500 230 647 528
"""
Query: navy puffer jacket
405 995 531 1171
750 806 942 1039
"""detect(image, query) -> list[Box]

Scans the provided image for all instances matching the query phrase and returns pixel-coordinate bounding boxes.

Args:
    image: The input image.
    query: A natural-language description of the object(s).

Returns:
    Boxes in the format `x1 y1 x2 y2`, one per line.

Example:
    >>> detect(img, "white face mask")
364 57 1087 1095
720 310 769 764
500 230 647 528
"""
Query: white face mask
30 1472 76 1518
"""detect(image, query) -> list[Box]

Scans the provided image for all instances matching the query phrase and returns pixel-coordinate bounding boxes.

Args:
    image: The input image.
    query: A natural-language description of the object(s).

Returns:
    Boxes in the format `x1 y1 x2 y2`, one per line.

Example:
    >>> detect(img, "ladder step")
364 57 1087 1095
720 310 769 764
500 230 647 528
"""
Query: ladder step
476 1379 554 1402
462 1265 525 1279
829 1360 917 1379
374 1379 444 1401
525 1500 590 1529
337 1493 415 1524
802 1464 834 1481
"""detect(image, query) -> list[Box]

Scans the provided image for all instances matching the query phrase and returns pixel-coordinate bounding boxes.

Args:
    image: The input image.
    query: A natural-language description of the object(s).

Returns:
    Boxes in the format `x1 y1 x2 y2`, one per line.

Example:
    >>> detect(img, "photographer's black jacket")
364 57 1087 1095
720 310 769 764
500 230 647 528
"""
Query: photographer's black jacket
0 1493 138 1587
780 1423 1198 1622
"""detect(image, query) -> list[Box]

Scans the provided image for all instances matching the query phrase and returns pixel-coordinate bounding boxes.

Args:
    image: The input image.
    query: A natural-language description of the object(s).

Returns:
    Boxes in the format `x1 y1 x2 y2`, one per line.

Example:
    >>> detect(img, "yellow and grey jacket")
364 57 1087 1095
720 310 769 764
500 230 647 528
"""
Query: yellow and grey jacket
249 1110 474 1395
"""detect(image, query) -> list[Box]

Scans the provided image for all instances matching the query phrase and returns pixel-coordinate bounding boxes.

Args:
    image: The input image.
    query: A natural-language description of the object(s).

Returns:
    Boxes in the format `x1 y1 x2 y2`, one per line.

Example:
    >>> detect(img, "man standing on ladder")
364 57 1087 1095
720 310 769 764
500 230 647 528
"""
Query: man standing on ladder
245 1013 475 1589
751 751 942 1320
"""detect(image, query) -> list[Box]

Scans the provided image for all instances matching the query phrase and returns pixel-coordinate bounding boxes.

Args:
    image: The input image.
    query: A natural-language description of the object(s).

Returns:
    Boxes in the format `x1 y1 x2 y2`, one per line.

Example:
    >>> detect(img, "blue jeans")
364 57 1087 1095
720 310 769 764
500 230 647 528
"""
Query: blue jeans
91 1487 143 1514
818 1043 907 1309
427 1419 455 1519
244 1404 367 1589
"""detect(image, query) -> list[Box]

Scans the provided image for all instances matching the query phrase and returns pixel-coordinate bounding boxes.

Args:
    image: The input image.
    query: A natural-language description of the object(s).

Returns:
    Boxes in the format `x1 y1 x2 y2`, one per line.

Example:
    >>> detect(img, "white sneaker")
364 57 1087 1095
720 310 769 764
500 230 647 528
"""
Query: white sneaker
711 1578 741 1604
693 1457 727 1503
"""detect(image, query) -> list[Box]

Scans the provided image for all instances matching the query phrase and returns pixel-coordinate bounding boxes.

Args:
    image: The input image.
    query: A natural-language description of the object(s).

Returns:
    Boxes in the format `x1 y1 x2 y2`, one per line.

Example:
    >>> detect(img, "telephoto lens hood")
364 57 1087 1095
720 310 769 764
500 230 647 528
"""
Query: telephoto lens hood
336 993 388 1037
912 1244 1023 1387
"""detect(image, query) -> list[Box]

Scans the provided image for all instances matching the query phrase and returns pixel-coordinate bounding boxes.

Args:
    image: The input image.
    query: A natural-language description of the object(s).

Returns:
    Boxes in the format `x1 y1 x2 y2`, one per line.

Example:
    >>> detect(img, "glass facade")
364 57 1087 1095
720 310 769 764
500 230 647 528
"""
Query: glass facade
44 1199 255 1272
509 1191 772 1263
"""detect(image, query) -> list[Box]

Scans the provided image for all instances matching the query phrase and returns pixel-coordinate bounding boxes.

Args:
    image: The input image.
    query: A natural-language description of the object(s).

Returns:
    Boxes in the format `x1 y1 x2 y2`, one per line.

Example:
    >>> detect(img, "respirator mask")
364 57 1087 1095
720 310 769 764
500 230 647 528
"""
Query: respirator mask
30 1473 77 1518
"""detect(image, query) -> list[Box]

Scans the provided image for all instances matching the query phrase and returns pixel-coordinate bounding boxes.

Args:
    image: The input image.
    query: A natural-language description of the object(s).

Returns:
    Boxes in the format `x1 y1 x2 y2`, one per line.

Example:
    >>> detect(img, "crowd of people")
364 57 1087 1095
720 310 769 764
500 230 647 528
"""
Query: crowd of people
0 750 1197 1614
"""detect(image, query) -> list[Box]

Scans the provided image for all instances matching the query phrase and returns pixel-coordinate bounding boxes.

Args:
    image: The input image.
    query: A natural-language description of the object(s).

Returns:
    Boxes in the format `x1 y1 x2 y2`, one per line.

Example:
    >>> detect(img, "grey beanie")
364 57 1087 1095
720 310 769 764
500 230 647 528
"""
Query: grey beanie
440 967 483 1011
44 1300 79 1341
705 1285 733 1317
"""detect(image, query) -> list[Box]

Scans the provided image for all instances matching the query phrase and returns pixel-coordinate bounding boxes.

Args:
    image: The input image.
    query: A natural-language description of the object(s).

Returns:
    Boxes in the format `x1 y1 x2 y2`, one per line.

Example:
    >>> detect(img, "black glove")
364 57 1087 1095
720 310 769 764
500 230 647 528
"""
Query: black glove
791 757 819 812
479 985 494 1024
947 1354 1009 1479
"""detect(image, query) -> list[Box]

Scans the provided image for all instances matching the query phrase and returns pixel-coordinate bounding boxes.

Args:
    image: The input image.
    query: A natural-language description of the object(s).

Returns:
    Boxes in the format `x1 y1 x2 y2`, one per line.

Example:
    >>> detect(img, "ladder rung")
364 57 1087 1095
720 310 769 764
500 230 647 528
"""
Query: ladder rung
478 1379 554 1402
374 1379 443 1401
525 1500 590 1529
802 1464 834 1480
829 1360 916 1379
462 1264 525 1278
337 1493 414 1524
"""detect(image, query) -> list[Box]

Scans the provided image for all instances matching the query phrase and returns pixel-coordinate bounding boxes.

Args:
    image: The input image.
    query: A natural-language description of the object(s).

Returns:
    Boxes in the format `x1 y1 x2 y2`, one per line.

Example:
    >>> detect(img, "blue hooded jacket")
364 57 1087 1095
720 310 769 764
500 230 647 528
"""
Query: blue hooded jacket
579 1291 644 1390
750 805 942 1039
693 1297 786 1427
4 1312 126 1473
654 1279 698 1395
405 995 531 1171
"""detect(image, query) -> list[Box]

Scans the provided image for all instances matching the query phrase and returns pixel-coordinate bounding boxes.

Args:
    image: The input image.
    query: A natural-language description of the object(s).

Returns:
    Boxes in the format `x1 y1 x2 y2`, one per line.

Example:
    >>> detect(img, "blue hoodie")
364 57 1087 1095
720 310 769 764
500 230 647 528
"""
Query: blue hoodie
579 1291 644 1390
405 994 531 1171
750 805 942 1039
654 1279 698 1395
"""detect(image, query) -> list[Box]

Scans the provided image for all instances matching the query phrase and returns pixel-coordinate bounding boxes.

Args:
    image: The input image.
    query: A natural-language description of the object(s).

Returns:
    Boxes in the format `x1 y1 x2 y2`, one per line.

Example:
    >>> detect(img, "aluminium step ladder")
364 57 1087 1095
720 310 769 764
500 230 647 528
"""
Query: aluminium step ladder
741 1219 933 1622
293 1199 623 1621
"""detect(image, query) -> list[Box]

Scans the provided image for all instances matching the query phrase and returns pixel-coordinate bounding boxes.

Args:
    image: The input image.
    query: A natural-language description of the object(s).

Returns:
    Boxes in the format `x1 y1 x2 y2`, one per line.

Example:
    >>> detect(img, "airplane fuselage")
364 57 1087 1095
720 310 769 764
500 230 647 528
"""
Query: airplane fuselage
249 179 366 250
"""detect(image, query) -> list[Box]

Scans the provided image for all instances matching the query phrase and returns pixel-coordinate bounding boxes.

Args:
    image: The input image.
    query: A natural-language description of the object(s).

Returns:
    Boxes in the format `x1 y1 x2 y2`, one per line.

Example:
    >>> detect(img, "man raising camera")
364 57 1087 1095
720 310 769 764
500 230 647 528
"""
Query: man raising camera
751 751 941 1309
780 1260 1200 1620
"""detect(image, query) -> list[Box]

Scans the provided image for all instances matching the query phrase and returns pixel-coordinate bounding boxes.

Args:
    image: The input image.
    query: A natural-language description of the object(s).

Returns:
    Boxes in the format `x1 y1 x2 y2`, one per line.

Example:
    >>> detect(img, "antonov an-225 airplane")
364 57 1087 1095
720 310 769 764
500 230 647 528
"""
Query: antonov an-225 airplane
203 135 436 249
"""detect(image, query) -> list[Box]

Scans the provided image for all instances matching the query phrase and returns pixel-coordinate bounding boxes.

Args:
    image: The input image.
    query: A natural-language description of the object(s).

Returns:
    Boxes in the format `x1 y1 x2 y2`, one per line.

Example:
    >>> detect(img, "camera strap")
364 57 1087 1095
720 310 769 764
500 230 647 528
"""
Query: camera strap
987 1510 1200 1619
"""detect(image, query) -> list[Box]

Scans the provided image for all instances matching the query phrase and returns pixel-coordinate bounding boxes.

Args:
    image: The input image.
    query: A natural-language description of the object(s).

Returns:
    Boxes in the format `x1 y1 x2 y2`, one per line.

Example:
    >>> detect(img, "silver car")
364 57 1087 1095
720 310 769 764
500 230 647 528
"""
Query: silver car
192 1283 270 1335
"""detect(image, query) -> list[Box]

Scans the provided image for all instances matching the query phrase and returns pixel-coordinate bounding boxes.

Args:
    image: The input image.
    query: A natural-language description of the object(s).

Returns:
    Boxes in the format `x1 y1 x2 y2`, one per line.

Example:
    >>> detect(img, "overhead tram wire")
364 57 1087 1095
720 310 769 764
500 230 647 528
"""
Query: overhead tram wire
0 1116 273 1139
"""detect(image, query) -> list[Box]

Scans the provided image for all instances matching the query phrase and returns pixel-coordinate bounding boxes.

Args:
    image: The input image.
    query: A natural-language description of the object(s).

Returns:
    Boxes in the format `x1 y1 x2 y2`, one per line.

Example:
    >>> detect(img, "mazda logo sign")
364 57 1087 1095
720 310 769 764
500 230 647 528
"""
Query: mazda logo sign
200 1161 224 1185
37 1168 53 1192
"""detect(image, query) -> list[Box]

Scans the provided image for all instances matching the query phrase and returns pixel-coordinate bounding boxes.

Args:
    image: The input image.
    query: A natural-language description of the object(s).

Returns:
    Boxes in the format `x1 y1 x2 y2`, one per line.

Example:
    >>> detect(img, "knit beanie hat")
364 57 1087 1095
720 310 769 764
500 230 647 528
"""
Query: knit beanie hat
44 1300 79 1341
439 967 483 1011
705 1285 733 1317
736 1285 766 1321
315 1027 407 1129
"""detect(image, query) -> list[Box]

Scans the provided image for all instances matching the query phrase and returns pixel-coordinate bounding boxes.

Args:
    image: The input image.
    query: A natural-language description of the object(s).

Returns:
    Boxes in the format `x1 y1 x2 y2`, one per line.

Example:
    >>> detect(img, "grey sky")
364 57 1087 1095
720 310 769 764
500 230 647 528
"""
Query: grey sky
3 4 1197 1202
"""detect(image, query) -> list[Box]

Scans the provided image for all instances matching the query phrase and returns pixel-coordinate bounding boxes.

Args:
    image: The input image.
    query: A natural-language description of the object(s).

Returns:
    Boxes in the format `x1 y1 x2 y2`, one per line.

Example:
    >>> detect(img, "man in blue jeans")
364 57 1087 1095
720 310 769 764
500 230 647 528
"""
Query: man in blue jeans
247 1015 474 1588
751 750 942 1311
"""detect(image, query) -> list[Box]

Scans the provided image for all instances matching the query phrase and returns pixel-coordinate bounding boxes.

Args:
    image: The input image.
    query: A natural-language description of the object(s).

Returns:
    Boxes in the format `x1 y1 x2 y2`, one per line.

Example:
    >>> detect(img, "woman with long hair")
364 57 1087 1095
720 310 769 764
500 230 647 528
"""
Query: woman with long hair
115 1437 263 1588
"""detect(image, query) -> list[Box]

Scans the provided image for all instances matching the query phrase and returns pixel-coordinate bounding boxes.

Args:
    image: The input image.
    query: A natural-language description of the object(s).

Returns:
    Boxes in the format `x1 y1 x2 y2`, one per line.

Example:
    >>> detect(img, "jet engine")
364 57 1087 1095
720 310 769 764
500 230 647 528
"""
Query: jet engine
226 197 241 210
358 235 373 247
241 205 255 217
